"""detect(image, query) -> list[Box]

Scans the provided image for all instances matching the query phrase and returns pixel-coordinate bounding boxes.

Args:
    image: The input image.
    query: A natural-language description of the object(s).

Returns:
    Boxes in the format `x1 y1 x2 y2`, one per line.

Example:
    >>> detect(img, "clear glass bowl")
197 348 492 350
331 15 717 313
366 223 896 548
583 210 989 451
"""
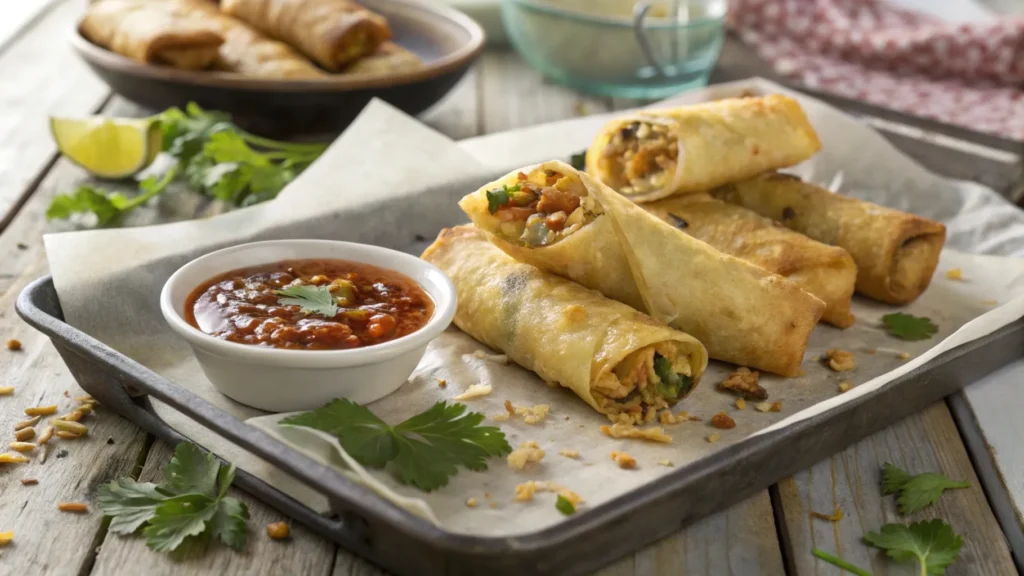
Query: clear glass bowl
502 0 727 99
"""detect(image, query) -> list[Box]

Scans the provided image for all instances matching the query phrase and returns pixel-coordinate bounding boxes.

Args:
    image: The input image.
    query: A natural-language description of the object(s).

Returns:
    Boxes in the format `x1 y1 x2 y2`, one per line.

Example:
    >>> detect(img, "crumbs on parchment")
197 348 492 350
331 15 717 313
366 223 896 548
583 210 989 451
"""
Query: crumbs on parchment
717 367 767 400
453 383 492 401
507 441 545 470
600 422 671 444
558 450 580 459
944 268 964 281
710 412 736 429
610 451 637 469
824 349 855 372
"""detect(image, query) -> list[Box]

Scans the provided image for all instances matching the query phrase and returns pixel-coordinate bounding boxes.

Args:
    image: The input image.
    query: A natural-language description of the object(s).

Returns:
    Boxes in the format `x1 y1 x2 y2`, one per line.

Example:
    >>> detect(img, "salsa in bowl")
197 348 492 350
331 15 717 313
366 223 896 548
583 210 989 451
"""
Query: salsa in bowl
160 240 456 412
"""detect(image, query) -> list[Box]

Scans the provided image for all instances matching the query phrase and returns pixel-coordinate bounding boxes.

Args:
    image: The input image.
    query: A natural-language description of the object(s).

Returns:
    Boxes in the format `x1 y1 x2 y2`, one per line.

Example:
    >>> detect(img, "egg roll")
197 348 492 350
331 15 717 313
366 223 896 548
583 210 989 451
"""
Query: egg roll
585 95 822 203
221 0 391 71
180 0 326 78
643 194 858 328
459 161 825 377
422 226 708 422
344 42 423 76
80 0 224 70
712 173 947 305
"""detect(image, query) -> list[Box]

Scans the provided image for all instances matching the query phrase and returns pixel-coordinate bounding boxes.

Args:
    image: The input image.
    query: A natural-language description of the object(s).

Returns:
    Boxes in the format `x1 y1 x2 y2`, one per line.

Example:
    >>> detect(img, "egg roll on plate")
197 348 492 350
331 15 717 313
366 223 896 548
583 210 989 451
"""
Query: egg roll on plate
459 161 825 377
643 194 858 328
80 0 224 70
422 226 708 422
221 0 391 71
585 95 821 203
712 173 947 305
344 42 424 76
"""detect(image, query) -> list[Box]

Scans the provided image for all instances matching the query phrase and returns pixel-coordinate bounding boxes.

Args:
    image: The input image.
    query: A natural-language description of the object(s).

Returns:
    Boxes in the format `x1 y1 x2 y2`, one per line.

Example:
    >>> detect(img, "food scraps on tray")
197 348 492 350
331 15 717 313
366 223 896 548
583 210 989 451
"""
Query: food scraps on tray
185 259 433 350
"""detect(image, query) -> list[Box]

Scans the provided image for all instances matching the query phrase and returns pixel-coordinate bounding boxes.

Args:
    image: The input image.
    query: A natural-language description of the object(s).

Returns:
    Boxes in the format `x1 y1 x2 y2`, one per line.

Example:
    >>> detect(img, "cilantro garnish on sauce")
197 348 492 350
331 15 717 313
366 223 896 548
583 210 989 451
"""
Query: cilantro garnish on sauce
485 184 521 214
653 354 692 400
275 284 339 317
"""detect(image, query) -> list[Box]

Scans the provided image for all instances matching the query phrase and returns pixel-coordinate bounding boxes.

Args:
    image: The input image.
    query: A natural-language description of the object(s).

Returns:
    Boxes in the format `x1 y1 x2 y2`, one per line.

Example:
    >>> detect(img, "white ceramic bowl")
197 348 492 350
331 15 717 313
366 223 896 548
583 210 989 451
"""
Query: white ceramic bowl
160 240 456 412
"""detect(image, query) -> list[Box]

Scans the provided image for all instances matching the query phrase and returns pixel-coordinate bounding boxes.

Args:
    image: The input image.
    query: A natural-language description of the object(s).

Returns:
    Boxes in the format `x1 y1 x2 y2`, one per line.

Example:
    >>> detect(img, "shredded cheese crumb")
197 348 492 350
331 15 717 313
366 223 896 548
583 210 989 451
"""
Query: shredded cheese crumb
435 378 447 389
609 451 637 469
558 450 580 459
600 422 672 444
657 459 674 467
658 410 686 425
898 352 911 360
515 404 550 424
507 441 545 470
838 381 852 393
492 413 510 421
735 398 746 410
514 481 584 506
706 433 720 443
453 383 492 401
465 497 478 508
754 401 783 413
824 348 855 372
515 481 538 501
945 268 964 281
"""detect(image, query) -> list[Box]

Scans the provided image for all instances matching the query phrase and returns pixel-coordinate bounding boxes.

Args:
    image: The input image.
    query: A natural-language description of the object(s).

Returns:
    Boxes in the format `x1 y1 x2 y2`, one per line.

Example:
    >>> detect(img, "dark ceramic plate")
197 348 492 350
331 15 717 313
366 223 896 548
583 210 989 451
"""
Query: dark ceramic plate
72 0 485 138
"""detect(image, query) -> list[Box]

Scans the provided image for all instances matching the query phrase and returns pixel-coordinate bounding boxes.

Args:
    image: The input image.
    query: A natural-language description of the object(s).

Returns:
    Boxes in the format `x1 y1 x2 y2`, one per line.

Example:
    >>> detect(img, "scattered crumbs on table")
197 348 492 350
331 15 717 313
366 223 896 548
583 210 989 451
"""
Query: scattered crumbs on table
56 449 68 459
810 506 844 522
37 426 53 445
5 339 22 352
453 383 492 401
710 412 736 429
717 367 767 400
14 428 33 442
63 390 70 398
558 449 580 459
24 405 57 417
600 422 672 443
755 402 782 413
898 351 911 360
564 415 569 420
735 398 746 410
435 377 447 389
706 433 721 443
465 497 478 508
57 502 88 513
944 268 964 281
981 299 999 307
507 441 545 470
491 412 510 422
20 479 37 486
266 521 290 541
9 442 36 453
515 481 538 502
824 348 855 372
515 404 550 424
504 399 515 415
106 437 115 445
0 531 12 545
609 451 637 469
14 416 40 431
0 387 13 396
16 242 28 250
838 381 852 393
0 453 29 464
657 459 674 467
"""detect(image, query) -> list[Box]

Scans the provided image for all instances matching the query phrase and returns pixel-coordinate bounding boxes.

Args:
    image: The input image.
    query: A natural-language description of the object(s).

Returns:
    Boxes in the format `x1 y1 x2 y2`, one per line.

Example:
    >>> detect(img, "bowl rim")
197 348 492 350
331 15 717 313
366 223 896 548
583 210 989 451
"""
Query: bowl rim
72 0 486 93
159 239 457 368
502 0 727 29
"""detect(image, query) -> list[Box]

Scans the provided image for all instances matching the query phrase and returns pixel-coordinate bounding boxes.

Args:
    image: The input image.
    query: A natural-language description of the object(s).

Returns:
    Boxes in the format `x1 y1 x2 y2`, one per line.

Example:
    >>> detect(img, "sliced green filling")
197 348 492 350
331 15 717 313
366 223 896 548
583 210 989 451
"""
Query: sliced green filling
653 353 692 400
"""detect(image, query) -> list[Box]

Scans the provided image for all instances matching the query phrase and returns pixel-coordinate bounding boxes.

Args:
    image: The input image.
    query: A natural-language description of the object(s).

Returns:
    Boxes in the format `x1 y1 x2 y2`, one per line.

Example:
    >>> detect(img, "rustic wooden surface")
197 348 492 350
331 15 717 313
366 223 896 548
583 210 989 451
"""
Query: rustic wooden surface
0 1 1021 574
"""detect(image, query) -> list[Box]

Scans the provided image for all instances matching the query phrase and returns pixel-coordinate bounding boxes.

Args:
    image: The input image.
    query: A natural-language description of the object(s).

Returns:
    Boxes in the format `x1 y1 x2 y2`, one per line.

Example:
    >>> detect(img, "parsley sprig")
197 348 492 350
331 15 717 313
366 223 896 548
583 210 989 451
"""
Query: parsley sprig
275 284 339 318
882 463 969 515
882 313 938 341
47 102 327 225
98 443 249 555
281 399 512 491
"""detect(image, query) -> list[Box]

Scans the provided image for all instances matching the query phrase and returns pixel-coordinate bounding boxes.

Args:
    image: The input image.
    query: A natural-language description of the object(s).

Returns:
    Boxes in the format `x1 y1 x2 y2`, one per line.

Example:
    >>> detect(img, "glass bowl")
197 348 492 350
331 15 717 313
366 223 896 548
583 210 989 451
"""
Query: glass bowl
501 0 727 99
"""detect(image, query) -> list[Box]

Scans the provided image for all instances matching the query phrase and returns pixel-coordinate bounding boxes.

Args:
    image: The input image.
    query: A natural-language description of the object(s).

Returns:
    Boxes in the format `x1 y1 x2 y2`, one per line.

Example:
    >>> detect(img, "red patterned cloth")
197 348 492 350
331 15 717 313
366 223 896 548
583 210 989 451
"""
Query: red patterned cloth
728 0 1024 140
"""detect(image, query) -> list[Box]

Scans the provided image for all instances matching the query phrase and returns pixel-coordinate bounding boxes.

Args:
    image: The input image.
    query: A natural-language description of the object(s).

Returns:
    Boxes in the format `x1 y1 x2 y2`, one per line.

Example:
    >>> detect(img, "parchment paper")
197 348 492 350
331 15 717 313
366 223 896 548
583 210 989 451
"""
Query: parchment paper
44 79 1024 538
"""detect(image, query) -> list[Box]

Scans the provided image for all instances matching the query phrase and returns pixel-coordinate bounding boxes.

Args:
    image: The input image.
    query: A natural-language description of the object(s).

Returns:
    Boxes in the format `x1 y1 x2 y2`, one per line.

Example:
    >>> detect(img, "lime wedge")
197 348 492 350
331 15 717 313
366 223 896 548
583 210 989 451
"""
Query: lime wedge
50 116 162 179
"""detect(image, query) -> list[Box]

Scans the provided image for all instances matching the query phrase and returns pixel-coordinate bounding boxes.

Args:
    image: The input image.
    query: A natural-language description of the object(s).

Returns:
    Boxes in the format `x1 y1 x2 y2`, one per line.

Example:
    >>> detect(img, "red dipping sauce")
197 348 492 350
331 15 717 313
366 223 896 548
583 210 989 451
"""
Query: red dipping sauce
185 259 433 350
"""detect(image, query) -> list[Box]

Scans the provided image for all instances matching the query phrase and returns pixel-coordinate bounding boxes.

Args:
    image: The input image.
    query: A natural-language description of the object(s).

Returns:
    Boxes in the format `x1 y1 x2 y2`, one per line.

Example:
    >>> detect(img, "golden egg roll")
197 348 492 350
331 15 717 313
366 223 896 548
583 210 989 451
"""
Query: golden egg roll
643 194 858 328
221 0 391 71
180 0 326 78
344 42 423 76
422 226 708 422
585 95 822 203
80 0 225 70
712 173 947 305
458 161 825 377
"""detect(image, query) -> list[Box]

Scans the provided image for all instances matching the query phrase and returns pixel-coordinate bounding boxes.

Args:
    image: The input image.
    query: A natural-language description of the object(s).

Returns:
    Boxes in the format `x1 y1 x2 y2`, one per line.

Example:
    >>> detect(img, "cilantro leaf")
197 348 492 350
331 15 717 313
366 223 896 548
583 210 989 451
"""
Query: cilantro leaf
207 496 249 550
881 463 969 514
555 495 576 516
653 354 692 400
163 443 221 498
485 184 521 214
882 313 938 341
144 493 219 553
275 285 339 318
98 478 167 535
569 150 587 171
45 186 126 225
863 520 963 575
281 399 512 491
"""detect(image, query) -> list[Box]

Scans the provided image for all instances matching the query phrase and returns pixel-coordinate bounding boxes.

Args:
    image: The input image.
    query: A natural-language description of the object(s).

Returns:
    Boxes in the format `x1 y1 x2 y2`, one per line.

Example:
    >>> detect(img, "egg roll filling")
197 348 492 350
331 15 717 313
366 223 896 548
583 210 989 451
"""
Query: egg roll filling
597 118 683 196
486 167 603 246
595 346 693 420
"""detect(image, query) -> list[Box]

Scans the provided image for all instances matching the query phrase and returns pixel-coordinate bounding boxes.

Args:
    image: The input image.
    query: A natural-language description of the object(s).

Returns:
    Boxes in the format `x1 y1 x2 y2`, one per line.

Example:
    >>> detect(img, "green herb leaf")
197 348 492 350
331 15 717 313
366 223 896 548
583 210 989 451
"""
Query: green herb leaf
163 443 221 498
555 495 576 516
45 186 125 225
569 150 587 171
653 354 692 400
98 478 167 535
881 313 938 341
863 520 963 575
207 496 249 550
275 284 339 318
485 184 522 214
143 493 219 553
881 463 970 514
281 399 512 492
811 548 873 576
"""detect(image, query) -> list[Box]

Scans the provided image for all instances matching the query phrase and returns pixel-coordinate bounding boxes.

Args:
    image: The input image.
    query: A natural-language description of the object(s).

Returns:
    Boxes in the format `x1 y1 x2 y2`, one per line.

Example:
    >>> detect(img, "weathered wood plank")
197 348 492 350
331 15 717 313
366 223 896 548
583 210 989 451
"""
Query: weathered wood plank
778 401 1015 575
0 0 111 231
91 441 336 576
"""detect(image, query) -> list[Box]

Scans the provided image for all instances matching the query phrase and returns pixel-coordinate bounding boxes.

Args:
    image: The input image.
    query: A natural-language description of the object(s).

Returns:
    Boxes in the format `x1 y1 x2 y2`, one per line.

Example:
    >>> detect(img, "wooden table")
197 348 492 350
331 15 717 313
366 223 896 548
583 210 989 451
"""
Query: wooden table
2 2 1023 574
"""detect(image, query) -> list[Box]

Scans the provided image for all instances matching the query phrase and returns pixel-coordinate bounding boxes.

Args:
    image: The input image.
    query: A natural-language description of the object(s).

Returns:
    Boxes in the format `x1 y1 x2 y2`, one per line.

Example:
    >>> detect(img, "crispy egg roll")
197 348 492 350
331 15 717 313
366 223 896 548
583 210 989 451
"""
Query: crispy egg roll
80 0 225 70
422 226 708 421
585 95 822 203
221 0 391 71
181 0 326 78
344 42 423 76
459 161 825 377
643 194 858 328
712 173 947 305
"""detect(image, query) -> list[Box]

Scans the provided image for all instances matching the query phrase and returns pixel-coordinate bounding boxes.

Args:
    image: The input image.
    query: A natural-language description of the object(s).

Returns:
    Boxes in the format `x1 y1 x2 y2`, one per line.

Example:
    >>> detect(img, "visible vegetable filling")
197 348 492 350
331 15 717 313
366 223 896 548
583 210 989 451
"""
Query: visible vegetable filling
598 120 679 195
593 345 693 420
485 168 602 247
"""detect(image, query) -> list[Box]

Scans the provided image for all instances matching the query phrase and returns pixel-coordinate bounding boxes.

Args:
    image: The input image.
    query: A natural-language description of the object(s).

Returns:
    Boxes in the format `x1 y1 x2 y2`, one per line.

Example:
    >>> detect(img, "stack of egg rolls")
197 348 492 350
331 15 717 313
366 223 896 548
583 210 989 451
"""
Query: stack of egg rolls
459 161 825 377
422 226 708 422
711 173 947 305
